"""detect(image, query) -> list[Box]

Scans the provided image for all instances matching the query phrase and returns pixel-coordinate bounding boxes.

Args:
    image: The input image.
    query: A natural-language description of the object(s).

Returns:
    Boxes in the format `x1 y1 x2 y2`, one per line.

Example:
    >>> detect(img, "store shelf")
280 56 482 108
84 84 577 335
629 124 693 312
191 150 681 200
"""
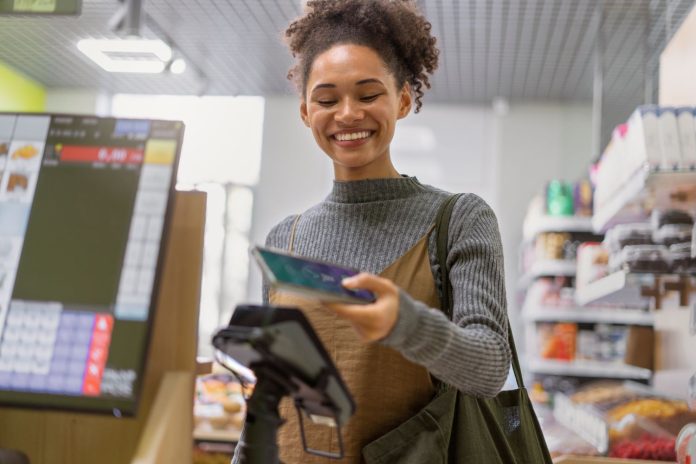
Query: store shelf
528 358 652 379
523 215 594 242
522 305 654 326
574 271 653 309
592 165 696 233
518 260 577 289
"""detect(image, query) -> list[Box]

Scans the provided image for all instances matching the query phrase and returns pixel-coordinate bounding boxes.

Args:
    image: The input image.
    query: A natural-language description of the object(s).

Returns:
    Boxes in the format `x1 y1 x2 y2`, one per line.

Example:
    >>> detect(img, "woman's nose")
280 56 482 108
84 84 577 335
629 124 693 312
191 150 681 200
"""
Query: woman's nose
335 99 364 124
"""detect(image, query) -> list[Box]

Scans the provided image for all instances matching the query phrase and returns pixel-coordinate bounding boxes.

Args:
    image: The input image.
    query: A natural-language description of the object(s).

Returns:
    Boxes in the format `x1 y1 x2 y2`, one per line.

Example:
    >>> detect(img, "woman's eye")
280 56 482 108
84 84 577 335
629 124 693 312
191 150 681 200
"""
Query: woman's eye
361 94 380 102
317 100 336 106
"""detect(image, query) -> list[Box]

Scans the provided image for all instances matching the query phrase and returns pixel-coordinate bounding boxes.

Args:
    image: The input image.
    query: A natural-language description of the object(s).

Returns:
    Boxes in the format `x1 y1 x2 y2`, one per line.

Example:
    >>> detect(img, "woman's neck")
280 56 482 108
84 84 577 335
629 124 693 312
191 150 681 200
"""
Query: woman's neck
332 154 401 181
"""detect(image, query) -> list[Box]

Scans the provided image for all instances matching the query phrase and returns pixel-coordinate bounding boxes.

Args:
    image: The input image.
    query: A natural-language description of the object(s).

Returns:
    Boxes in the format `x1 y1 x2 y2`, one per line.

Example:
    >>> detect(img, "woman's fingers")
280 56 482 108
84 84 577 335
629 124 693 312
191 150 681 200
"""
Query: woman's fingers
341 272 393 296
320 273 400 342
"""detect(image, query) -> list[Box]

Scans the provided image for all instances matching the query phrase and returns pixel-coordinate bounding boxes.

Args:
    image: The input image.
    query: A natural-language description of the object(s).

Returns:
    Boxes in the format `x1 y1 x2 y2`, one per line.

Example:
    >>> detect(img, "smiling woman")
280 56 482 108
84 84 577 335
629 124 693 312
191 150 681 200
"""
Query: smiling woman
244 1 518 463
300 44 412 180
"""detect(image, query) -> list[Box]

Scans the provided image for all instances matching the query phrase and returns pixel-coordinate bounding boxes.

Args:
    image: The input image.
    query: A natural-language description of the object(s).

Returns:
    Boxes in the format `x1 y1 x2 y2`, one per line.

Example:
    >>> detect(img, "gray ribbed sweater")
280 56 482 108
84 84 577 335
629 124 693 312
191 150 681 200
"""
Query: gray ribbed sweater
263 176 510 397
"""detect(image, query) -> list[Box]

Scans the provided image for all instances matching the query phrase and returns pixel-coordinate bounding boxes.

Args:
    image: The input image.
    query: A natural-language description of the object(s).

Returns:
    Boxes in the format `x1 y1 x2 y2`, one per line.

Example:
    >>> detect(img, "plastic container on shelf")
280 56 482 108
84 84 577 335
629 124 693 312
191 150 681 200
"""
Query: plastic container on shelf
617 244 671 273
604 223 654 253
670 242 696 273
608 414 677 461
676 423 696 464
651 209 695 230
654 223 694 247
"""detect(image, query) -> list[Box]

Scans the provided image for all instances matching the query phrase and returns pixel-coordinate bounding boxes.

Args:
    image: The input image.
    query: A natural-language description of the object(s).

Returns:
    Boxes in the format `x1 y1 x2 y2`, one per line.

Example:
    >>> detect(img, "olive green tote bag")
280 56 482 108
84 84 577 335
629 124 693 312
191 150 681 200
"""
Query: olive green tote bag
362 194 553 464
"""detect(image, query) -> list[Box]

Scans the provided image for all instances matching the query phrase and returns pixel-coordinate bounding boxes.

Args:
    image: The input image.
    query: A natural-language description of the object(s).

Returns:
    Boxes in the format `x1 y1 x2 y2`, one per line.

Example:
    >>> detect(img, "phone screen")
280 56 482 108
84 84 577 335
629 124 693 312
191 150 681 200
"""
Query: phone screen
256 248 376 303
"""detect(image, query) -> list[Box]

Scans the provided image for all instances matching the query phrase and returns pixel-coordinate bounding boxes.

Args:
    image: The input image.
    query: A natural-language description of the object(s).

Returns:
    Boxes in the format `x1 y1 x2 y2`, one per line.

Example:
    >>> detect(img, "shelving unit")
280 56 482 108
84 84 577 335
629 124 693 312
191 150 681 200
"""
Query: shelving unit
576 270 696 310
592 165 696 233
523 215 594 243
518 259 577 289
522 305 654 326
575 271 653 309
528 358 653 380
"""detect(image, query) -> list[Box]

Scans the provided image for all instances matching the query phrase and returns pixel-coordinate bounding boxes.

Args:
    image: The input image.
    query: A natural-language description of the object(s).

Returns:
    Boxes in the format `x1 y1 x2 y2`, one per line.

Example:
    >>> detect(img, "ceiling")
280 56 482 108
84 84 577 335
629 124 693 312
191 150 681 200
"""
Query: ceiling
0 1 694 110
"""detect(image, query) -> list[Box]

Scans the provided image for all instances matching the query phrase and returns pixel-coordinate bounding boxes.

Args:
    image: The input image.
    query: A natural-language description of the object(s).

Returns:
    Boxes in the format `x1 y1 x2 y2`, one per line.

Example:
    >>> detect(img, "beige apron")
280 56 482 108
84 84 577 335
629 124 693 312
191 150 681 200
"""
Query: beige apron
271 216 440 463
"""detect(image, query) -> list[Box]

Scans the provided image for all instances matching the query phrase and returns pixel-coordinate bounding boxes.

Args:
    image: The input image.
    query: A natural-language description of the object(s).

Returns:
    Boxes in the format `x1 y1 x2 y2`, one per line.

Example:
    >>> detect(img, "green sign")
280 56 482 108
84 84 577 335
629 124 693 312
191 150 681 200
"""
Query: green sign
0 0 80 14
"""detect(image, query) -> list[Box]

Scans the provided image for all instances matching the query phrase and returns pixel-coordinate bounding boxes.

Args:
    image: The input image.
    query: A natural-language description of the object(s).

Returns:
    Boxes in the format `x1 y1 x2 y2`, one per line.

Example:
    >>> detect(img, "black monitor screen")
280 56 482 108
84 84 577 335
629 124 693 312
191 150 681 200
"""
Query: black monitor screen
0 113 183 415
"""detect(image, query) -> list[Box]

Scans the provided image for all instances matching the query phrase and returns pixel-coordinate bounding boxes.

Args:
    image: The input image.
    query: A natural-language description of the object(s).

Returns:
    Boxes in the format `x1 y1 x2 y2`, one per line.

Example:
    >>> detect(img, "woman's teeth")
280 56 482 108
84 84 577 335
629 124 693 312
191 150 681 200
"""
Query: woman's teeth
335 131 371 141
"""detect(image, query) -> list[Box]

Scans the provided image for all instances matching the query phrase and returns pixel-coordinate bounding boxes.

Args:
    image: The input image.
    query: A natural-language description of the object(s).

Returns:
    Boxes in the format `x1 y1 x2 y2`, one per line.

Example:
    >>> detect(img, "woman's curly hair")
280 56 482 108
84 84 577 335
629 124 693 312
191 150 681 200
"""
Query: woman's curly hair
284 0 439 113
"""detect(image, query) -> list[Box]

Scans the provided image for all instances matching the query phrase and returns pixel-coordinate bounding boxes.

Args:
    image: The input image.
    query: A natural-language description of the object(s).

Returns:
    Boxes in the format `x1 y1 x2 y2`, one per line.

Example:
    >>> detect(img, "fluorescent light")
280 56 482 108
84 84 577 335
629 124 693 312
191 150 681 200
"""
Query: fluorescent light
170 58 186 74
77 38 172 73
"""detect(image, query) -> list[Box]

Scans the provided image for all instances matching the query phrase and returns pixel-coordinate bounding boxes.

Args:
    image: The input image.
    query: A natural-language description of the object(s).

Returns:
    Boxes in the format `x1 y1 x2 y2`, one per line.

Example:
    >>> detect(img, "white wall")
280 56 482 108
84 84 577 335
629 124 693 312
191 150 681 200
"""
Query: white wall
390 103 498 208
44 88 110 115
495 102 593 332
246 96 334 302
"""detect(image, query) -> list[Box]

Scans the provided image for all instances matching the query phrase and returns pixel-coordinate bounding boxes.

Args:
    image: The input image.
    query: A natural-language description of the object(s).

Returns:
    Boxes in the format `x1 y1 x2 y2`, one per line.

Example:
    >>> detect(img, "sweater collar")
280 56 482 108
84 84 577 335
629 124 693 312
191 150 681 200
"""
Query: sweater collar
326 175 425 204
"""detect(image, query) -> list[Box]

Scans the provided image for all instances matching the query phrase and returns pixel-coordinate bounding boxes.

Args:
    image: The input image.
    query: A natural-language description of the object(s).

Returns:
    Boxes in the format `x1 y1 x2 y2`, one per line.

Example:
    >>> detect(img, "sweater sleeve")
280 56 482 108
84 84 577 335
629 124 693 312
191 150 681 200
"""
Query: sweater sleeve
380 195 511 397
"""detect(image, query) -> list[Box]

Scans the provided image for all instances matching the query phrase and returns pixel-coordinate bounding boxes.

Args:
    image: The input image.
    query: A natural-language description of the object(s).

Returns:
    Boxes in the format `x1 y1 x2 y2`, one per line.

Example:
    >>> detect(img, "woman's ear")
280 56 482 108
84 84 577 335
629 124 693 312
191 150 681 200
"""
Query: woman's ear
300 100 310 127
397 83 412 119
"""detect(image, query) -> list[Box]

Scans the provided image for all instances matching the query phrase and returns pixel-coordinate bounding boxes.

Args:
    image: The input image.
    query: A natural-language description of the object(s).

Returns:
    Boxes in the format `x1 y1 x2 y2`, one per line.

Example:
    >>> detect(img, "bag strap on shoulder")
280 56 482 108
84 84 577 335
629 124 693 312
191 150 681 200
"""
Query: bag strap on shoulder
434 194 525 389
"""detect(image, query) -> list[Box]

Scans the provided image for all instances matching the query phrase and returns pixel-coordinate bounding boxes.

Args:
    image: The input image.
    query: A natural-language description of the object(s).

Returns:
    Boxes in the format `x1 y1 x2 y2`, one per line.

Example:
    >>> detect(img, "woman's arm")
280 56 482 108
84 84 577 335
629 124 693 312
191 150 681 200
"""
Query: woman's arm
333 196 511 397
381 197 511 397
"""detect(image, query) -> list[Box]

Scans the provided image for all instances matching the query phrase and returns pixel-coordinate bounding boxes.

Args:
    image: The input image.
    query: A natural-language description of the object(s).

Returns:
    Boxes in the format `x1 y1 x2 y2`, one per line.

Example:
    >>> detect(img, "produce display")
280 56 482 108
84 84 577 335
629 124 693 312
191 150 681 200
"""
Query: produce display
609 434 676 460
555 381 696 461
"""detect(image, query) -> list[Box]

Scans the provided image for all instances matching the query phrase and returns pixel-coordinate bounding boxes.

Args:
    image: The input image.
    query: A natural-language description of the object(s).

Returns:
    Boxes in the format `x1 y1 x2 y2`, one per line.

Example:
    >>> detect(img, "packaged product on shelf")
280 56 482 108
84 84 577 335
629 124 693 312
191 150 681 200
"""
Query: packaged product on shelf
576 329 599 360
689 373 696 411
652 209 695 247
626 105 662 170
536 232 570 260
604 223 654 253
576 242 608 290
528 276 576 308
658 107 683 169
676 107 696 168
616 244 671 273
573 179 594 217
670 242 696 273
546 180 575 216
539 322 577 361
595 323 628 363
654 223 694 247
652 209 695 229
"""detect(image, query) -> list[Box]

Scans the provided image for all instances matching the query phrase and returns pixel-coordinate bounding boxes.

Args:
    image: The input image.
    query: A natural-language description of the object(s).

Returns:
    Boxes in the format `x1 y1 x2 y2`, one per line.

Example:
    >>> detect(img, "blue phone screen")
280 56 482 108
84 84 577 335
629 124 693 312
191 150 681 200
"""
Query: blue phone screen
259 249 375 303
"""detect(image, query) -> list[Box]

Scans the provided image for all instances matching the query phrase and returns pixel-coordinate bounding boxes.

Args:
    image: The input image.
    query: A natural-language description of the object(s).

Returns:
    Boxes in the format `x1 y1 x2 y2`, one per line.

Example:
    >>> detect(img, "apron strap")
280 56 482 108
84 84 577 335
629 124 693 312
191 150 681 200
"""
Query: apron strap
434 194 525 389
288 214 302 252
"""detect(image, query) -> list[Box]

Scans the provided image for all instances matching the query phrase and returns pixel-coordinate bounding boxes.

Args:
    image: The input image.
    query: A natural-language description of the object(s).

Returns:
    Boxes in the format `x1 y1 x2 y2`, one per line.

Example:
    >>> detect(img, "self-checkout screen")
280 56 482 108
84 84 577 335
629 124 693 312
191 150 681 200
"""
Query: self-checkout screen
0 114 182 415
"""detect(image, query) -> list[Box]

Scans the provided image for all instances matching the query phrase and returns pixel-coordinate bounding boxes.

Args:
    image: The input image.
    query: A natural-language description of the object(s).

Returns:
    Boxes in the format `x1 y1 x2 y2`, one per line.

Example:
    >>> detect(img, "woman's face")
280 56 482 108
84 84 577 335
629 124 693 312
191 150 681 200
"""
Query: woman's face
301 44 411 181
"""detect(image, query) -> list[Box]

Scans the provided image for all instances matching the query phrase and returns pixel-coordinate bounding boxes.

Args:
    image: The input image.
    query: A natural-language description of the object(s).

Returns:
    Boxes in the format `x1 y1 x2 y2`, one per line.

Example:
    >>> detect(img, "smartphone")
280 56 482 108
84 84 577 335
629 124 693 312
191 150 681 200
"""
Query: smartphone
251 246 376 304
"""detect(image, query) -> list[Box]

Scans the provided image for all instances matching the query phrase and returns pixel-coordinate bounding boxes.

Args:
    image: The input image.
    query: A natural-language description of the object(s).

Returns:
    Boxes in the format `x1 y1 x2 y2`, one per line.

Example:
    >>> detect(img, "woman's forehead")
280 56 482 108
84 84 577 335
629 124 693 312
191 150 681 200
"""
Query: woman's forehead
307 44 393 89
